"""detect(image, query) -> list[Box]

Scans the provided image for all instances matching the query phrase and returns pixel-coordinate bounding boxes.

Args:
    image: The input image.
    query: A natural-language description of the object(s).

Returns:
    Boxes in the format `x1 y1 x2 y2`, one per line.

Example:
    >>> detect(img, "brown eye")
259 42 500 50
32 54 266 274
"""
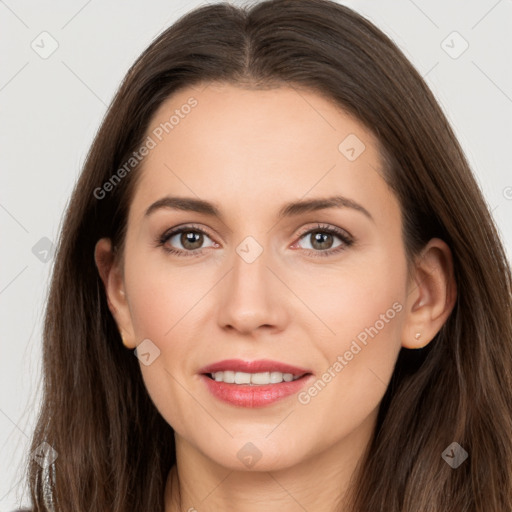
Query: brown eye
179 230 204 250
297 229 345 251
308 231 336 251
159 226 217 255
294 224 353 258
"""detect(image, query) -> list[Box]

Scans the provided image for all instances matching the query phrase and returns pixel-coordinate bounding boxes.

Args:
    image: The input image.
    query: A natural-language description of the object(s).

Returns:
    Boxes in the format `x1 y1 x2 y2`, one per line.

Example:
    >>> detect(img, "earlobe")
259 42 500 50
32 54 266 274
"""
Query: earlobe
401 238 457 349
94 238 137 349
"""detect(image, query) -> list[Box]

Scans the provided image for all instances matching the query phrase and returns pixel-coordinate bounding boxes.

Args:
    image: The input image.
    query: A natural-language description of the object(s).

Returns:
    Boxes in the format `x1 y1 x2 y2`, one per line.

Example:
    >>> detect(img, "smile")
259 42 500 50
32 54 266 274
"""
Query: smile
208 370 304 385
198 359 313 407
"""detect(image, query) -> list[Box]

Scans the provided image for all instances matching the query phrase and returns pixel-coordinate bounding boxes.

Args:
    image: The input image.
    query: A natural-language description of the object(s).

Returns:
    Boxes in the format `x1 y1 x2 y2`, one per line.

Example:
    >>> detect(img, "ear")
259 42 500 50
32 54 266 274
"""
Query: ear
94 238 137 349
401 238 457 349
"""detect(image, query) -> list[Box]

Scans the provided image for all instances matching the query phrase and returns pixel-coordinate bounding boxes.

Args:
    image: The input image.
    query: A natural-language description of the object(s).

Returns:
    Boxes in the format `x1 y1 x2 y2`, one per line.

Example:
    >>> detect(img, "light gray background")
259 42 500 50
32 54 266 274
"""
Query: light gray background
1 0 511 509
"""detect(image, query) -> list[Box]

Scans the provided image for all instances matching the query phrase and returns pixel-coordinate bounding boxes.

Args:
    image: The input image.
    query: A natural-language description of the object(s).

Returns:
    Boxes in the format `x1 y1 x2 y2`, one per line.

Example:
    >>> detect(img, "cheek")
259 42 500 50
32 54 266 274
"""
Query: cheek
294 249 406 421
293 243 406 354
124 249 210 343
121 251 215 427
293 302 404 452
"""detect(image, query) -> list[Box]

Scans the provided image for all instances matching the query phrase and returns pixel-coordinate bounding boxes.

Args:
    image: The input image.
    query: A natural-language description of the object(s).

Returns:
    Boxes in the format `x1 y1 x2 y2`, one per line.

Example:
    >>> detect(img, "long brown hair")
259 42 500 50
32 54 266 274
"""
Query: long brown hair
24 0 512 510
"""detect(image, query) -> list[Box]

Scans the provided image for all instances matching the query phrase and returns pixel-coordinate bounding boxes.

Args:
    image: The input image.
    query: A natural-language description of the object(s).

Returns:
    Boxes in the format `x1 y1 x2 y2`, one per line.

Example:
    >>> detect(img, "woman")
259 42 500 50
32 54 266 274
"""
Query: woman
21 0 512 510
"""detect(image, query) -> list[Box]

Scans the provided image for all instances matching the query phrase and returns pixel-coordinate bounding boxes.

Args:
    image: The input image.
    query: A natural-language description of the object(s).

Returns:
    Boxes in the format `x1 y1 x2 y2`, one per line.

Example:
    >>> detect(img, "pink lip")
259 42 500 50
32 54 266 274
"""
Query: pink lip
198 359 311 375
198 359 313 408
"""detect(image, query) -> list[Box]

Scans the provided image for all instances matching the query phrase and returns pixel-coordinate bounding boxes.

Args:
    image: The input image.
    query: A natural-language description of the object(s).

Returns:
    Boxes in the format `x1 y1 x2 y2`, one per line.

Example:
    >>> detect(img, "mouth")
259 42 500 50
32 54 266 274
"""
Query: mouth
205 370 307 385
198 359 313 407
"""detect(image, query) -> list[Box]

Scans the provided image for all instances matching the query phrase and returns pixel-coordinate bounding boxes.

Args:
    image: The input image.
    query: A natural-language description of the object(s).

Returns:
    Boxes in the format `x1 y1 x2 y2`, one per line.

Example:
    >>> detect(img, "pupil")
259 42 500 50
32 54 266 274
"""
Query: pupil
312 232 332 250
182 231 203 250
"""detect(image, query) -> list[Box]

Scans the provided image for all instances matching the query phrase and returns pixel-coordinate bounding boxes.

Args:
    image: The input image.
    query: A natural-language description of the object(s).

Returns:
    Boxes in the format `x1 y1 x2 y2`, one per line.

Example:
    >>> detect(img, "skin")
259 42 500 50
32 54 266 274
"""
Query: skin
95 83 456 512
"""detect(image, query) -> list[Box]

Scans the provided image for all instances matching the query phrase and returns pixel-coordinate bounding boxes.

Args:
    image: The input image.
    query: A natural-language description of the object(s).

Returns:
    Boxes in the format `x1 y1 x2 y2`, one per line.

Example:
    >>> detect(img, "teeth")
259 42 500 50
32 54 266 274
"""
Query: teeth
235 371 251 384
211 371 302 385
221 370 235 383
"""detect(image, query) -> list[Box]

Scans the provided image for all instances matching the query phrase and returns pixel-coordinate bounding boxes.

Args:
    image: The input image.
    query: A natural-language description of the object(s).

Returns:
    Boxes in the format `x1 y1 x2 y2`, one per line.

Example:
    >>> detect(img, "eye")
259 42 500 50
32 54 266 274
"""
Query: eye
156 223 354 258
157 224 218 256
293 223 353 257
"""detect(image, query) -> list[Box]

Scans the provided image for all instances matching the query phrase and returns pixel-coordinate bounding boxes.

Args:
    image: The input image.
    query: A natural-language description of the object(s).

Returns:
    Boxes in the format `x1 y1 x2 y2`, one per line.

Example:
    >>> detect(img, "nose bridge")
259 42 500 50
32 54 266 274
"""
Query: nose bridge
217 234 286 332
232 237 269 292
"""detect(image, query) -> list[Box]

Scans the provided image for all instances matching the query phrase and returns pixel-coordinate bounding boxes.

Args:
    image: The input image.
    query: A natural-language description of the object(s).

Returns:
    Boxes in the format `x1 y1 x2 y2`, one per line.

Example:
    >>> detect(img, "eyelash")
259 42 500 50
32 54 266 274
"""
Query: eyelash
155 223 354 258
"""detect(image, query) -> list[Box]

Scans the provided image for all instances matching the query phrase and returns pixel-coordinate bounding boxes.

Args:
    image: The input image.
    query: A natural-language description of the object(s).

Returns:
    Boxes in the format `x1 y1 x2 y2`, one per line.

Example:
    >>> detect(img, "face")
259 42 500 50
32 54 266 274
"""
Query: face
108 82 412 472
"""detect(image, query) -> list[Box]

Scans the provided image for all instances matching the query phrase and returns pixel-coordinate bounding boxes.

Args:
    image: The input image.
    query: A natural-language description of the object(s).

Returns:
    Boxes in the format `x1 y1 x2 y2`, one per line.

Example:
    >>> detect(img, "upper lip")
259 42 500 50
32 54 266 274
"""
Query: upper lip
198 359 312 376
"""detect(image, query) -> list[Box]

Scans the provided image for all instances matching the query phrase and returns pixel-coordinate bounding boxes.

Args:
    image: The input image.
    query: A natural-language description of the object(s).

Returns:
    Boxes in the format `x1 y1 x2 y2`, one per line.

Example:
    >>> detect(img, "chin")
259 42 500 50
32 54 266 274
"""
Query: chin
201 435 307 472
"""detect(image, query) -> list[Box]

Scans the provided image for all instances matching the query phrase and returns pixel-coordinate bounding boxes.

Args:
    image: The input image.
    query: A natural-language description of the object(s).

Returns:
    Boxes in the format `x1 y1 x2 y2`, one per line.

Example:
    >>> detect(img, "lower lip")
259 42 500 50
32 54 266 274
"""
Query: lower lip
200 374 312 408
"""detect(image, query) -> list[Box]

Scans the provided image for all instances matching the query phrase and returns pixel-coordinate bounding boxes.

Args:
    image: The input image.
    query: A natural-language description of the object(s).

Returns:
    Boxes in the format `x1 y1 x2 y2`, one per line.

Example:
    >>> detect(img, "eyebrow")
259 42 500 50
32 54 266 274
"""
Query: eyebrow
144 195 373 222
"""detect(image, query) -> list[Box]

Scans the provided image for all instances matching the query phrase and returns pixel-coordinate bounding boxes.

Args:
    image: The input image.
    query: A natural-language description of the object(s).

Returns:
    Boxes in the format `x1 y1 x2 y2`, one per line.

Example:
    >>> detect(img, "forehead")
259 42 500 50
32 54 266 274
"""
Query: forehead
129 83 397 224
145 81 379 161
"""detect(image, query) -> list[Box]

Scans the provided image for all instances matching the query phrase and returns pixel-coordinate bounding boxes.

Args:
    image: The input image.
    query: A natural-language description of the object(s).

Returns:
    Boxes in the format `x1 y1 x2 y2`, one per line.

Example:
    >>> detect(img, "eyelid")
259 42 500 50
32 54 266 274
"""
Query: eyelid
294 222 353 242
159 223 216 242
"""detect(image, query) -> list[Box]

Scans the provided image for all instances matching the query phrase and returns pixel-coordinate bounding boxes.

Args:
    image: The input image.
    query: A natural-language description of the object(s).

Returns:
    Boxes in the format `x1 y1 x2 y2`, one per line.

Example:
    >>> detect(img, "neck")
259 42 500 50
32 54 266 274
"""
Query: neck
164 411 376 512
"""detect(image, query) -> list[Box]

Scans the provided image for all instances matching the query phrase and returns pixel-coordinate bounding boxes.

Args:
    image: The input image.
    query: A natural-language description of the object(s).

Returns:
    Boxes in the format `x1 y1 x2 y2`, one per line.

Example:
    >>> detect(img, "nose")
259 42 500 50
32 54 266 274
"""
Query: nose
216 241 288 336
